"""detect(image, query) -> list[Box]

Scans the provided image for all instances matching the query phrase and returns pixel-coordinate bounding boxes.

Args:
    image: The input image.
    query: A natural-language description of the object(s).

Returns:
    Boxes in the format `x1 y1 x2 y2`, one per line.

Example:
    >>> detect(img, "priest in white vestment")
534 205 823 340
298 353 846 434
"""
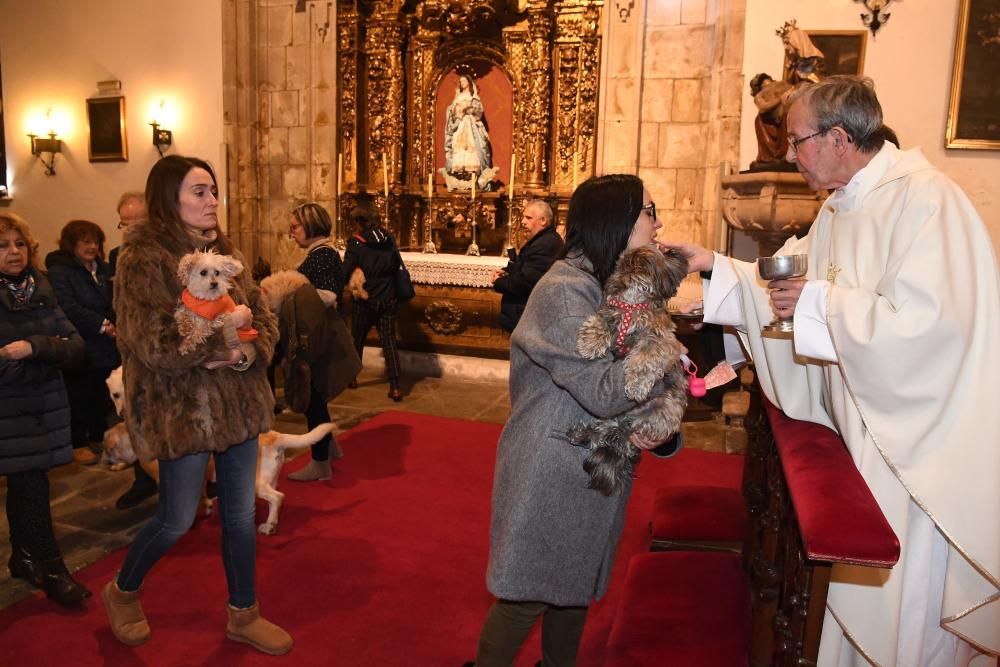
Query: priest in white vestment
667 76 999 666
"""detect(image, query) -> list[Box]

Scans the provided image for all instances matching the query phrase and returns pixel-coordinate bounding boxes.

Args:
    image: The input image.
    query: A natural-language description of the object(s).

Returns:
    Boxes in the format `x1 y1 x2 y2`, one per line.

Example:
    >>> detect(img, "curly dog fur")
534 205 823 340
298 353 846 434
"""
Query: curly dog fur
568 246 690 496
173 249 248 355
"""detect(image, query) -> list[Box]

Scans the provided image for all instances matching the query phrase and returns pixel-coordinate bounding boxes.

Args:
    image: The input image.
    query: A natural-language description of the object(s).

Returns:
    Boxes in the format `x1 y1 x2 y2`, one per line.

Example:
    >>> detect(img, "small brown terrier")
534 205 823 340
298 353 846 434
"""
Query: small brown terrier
569 246 689 495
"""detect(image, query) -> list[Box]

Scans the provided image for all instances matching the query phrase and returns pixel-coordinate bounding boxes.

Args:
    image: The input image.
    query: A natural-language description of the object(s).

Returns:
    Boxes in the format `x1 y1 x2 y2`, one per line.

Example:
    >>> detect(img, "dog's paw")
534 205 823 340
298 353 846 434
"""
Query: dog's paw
258 522 277 536
623 366 656 402
109 462 129 472
576 316 613 359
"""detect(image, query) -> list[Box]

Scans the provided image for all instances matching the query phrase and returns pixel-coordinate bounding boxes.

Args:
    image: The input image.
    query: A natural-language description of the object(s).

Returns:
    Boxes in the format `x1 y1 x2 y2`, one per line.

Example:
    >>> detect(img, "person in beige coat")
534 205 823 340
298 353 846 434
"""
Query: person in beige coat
101 156 291 655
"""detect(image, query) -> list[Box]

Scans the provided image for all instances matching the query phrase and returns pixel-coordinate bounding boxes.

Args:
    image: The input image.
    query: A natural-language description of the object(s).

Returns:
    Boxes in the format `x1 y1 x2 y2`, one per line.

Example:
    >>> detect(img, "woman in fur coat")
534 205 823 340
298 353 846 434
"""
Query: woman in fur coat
468 175 677 666
101 156 291 655
0 212 90 607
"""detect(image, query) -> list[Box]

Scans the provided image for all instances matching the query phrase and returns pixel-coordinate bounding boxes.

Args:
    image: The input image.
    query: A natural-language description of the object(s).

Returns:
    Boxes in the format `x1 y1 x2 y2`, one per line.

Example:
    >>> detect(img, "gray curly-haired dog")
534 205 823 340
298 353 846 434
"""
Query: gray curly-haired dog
568 245 690 496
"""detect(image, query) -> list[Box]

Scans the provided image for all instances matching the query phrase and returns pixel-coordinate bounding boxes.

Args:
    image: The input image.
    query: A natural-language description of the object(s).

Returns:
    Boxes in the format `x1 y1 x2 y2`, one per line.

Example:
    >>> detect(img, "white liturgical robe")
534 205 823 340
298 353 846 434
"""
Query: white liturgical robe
704 143 1000 666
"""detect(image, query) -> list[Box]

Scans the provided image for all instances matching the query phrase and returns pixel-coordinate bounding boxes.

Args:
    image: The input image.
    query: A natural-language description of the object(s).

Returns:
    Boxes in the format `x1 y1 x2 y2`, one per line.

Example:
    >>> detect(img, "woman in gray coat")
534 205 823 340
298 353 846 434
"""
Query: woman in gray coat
469 175 671 666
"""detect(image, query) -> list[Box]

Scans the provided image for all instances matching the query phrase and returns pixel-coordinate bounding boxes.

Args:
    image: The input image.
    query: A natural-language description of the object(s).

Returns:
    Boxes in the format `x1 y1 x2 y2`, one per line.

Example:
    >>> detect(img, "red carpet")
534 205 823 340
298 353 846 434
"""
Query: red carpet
0 412 742 665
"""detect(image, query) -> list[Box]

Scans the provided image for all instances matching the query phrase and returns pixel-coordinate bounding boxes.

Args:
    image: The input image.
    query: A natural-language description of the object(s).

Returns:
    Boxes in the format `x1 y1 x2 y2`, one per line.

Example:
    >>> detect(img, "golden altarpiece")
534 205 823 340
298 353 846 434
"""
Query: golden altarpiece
335 0 603 356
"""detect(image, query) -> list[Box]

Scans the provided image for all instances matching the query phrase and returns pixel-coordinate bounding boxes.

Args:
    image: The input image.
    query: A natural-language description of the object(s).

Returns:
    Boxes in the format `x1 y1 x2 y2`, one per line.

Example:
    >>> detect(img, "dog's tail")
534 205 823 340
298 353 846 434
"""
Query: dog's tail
266 423 336 451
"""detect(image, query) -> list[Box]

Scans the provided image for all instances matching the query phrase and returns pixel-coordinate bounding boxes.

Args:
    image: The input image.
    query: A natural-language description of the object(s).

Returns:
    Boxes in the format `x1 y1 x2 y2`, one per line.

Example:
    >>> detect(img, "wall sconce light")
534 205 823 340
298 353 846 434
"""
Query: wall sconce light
150 121 172 157
855 0 895 37
28 132 62 176
150 99 173 157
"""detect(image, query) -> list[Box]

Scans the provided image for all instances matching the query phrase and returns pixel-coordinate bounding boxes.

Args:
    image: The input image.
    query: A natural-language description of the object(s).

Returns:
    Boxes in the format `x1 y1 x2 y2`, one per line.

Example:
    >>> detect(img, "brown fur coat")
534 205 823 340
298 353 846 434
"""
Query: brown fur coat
113 224 278 461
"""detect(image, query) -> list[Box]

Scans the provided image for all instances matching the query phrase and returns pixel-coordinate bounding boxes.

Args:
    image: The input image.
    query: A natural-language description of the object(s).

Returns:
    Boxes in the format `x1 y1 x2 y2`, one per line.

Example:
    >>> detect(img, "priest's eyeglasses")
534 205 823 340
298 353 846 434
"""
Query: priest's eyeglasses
788 130 827 154
641 202 657 222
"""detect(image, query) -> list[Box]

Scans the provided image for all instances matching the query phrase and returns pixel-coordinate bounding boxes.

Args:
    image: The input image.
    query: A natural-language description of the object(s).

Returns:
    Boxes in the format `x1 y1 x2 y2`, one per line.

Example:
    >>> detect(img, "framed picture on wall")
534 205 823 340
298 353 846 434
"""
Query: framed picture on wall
946 0 1000 150
783 31 867 78
86 95 128 161
807 31 867 76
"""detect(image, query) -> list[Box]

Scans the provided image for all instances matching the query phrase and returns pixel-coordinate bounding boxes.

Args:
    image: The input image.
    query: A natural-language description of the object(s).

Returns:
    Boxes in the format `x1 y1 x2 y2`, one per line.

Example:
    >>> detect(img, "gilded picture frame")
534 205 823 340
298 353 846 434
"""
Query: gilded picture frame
946 0 1000 150
86 95 128 162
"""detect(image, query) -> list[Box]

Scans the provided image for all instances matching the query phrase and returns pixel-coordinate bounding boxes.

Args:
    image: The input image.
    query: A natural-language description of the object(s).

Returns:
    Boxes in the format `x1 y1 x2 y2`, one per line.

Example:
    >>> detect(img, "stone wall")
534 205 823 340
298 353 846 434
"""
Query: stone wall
598 0 745 251
223 0 338 272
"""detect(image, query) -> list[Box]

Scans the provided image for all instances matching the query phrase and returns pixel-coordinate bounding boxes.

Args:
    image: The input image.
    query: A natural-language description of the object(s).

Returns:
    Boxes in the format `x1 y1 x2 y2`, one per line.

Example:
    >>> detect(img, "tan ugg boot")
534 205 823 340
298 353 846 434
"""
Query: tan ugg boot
101 579 151 646
226 602 293 655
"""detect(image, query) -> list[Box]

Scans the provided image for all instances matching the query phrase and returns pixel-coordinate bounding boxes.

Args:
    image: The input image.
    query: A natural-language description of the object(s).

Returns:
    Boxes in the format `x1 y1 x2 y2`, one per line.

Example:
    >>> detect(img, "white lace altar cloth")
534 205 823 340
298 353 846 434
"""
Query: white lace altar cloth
400 252 508 288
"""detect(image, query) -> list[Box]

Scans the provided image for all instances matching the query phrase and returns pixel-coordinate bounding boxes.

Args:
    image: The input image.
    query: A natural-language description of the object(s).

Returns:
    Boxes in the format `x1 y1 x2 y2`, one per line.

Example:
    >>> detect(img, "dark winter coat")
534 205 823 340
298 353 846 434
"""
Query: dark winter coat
113 224 278 462
276 283 361 408
44 249 120 370
486 256 660 606
0 269 85 475
493 225 564 332
342 226 400 304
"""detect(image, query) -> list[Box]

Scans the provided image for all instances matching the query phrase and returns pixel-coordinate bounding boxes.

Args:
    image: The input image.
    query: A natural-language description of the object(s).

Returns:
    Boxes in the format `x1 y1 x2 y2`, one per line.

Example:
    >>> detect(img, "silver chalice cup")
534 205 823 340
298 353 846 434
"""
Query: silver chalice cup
757 254 808 338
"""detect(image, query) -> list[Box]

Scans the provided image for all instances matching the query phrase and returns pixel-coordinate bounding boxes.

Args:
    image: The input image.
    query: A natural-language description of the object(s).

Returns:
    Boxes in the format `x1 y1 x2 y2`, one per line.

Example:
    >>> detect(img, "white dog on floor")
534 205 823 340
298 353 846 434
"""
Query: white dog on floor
103 367 334 534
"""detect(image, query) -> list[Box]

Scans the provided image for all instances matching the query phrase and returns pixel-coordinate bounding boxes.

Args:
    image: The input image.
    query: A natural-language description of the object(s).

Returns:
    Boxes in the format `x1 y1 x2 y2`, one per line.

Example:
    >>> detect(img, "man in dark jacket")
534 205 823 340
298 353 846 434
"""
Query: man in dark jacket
342 196 404 401
108 191 158 509
492 199 563 332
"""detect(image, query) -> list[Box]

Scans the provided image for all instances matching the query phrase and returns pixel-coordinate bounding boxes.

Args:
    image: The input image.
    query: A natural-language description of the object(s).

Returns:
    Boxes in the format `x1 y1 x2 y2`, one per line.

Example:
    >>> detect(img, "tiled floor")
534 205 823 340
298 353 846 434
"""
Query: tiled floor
0 361 743 610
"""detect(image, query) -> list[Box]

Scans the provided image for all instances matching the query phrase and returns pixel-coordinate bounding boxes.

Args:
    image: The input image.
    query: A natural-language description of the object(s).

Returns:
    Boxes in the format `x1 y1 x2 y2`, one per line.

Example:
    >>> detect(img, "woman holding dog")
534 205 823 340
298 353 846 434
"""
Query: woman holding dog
104 155 291 655
467 174 675 666
0 212 91 606
283 202 360 482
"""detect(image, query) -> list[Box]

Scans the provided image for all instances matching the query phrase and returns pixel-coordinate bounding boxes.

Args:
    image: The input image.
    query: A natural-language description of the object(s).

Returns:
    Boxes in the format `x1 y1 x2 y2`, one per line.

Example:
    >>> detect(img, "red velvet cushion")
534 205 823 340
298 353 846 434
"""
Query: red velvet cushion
763 398 900 566
606 552 750 666
650 485 746 542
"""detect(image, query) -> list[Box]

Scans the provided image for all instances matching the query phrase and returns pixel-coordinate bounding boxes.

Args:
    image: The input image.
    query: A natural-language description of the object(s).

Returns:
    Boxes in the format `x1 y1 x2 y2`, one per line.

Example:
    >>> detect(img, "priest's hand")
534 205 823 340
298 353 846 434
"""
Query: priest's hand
657 241 714 274
768 278 806 319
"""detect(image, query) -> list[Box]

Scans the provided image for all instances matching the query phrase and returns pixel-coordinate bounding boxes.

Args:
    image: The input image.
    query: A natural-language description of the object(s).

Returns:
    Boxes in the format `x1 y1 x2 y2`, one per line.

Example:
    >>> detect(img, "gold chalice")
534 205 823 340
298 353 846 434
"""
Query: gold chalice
757 254 808 338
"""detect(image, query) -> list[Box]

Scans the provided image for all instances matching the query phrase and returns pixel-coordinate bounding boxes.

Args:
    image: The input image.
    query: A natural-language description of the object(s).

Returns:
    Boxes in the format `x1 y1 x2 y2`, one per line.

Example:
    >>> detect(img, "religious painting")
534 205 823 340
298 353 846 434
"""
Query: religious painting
435 60 512 193
804 31 867 76
946 0 1000 149
86 95 128 161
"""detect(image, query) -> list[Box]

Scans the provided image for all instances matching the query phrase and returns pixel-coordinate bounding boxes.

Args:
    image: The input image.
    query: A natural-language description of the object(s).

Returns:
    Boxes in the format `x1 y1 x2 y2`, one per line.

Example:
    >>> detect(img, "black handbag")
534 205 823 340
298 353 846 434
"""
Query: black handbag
394 252 415 301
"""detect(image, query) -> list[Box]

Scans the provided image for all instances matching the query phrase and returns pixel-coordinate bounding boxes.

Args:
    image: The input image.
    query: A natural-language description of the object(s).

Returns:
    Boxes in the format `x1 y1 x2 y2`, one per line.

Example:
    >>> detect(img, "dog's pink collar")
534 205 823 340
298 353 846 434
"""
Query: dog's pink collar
607 297 650 355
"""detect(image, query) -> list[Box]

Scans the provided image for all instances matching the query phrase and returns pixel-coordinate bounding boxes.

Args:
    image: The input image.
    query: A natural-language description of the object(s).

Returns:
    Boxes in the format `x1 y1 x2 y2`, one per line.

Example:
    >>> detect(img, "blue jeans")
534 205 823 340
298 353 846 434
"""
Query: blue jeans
117 438 258 608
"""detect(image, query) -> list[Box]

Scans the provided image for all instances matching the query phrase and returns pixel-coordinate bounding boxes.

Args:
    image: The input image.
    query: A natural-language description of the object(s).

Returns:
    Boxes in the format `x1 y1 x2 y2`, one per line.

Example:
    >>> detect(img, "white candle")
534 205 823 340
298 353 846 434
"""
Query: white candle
509 153 516 201
337 152 343 196
571 150 578 191
382 152 389 200
471 173 476 201
427 172 433 199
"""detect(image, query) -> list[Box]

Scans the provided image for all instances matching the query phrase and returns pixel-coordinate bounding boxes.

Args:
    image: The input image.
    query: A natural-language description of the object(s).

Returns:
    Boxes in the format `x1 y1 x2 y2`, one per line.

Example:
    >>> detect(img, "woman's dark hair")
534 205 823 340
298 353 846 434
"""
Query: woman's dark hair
559 174 644 287
292 202 333 238
57 219 106 259
144 155 232 253
350 194 380 229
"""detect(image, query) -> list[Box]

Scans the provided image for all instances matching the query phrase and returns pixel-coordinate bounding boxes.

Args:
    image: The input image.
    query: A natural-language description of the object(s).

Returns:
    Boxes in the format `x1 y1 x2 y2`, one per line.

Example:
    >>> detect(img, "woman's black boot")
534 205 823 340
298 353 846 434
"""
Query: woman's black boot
8 547 43 588
37 557 91 606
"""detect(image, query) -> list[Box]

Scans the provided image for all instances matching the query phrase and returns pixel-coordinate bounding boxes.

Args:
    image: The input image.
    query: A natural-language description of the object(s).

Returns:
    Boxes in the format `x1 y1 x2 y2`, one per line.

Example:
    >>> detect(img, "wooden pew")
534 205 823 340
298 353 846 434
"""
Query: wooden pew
606 381 900 666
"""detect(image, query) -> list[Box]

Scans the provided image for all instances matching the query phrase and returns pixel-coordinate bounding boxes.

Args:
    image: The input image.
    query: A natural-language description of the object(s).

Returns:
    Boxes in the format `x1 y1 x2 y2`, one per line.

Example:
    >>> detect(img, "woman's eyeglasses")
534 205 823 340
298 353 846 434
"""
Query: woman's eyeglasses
641 202 657 222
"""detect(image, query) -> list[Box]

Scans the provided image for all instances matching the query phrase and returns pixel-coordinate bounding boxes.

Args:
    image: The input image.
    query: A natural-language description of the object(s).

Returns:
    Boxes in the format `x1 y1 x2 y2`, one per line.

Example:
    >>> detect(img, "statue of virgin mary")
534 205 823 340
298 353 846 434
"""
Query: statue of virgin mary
441 74 499 191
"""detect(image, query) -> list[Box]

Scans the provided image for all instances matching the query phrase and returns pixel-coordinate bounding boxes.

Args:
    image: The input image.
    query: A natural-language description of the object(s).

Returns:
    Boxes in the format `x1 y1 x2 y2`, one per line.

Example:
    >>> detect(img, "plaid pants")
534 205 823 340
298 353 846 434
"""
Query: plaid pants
351 298 400 384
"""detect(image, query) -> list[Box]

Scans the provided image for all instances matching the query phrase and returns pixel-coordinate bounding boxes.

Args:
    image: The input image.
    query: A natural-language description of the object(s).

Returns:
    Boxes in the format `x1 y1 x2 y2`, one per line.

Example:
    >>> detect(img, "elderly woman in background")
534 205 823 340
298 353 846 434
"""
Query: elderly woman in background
0 212 90 606
45 220 120 466
283 202 359 482
103 155 289 654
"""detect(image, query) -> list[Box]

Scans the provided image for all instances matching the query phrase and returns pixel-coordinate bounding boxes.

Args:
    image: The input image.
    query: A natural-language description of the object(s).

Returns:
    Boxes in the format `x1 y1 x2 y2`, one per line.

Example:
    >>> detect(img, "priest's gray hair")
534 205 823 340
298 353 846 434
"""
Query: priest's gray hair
524 199 553 224
790 75 885 153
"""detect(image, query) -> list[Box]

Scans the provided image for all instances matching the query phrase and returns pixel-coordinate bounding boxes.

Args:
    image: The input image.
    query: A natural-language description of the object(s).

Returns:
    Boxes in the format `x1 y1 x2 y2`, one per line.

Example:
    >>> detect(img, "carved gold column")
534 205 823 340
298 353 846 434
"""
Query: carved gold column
337 1 361 187
363 1 406 197
523 4 554 189
408 9 440 192
553 0 603 191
